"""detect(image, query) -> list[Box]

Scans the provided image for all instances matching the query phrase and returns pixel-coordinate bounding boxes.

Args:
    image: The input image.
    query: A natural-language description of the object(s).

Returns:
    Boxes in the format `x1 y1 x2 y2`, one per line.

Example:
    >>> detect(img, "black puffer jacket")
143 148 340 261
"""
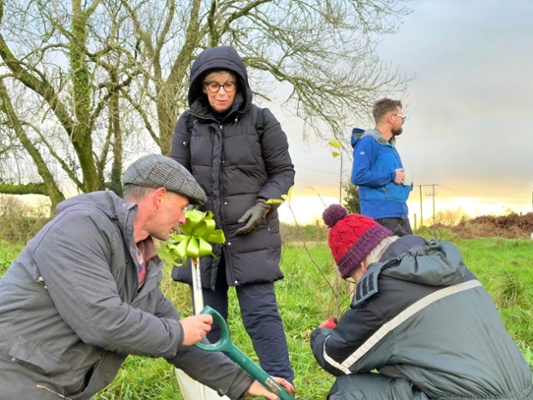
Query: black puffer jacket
171 46 295 289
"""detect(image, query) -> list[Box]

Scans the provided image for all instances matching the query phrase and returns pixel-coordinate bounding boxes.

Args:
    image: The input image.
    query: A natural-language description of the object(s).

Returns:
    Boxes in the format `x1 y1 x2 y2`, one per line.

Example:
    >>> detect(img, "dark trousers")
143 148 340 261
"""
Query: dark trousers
328 373 428 399
199 259 294 382
375 217 413 236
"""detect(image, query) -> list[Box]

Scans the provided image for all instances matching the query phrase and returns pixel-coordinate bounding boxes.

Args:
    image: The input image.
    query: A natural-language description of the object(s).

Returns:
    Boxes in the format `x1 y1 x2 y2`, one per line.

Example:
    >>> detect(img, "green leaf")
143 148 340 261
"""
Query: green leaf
266 198 283 205
281 185 294 202
328 139 341 149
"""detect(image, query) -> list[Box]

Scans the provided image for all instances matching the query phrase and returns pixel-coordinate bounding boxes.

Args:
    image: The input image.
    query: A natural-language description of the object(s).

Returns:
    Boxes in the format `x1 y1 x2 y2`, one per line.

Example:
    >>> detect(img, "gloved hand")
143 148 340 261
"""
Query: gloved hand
319 316 337 330
235 199 271 236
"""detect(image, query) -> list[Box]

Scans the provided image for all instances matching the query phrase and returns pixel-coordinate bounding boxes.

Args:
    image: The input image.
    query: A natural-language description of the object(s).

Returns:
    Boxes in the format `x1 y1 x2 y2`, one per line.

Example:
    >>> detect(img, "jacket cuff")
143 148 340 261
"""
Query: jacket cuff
224 369 255 400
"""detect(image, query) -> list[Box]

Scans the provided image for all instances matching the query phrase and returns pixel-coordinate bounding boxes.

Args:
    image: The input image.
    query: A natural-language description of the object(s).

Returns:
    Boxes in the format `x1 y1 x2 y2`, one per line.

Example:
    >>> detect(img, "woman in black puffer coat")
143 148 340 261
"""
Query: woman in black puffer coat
171 45 295 383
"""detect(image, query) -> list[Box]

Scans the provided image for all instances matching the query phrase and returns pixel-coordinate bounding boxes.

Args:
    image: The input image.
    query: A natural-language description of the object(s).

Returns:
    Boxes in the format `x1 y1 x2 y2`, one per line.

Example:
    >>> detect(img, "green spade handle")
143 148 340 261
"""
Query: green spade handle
195 306 295 400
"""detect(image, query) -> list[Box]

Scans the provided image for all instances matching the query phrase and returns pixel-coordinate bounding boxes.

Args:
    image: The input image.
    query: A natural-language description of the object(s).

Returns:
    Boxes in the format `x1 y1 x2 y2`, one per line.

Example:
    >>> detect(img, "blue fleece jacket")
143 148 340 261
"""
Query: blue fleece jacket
351 128 412 220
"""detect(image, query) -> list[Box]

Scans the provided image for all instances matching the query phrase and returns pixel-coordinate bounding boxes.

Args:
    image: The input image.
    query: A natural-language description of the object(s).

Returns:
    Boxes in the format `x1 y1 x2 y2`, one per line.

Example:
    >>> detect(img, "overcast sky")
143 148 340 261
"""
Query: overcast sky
275 0 533 223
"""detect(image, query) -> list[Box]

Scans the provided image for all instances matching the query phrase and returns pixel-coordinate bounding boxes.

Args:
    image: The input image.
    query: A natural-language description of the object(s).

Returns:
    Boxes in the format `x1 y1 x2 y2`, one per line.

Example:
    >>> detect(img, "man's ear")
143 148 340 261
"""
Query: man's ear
152 187 167 209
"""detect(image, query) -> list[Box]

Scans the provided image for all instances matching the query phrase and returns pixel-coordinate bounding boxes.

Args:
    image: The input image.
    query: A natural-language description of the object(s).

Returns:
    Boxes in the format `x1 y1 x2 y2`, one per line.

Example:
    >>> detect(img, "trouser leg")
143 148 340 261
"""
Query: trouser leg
327 373 427 400
400 217 413 234
237 282 294 382
375 217 413 236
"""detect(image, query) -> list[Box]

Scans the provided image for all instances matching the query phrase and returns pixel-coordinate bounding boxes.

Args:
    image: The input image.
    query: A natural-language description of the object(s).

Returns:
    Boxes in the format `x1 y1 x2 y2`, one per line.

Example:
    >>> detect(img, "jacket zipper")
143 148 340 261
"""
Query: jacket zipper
217 123 236 286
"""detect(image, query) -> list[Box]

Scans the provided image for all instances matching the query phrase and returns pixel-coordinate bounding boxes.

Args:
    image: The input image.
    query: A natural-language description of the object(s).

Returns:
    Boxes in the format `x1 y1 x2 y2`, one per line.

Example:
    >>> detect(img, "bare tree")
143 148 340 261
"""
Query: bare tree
0 0 411 209
0 78 65 207
123 0 412 154
0 0 138 209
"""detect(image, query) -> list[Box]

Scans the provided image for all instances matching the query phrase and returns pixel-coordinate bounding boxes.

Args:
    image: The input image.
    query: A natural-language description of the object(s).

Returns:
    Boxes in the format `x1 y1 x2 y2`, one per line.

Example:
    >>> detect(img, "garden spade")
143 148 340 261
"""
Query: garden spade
174 257 228 400
196 306 296 400
163 209 229 400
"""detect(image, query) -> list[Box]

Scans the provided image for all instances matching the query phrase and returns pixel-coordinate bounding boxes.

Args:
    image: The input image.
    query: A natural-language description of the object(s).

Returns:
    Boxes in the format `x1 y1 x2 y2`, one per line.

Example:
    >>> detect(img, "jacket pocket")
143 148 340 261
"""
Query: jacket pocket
384 183 408 202
9 335 67 375
364 186 386 200
9 335 93 396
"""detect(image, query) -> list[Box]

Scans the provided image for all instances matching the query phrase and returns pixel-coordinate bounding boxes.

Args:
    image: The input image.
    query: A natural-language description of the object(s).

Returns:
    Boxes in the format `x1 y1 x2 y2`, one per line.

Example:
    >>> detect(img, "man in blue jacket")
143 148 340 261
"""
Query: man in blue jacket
312 204 532 399
351 98 413 236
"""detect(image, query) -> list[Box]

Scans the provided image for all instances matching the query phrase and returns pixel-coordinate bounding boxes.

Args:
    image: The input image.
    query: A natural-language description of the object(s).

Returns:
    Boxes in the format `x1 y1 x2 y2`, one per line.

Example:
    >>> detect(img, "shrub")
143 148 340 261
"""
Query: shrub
0 195 50 243
0 215 49 244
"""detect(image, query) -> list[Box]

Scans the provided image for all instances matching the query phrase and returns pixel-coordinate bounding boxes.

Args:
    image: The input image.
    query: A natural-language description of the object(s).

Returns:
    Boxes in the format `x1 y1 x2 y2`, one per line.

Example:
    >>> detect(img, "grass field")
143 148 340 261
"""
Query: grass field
1 236 532 399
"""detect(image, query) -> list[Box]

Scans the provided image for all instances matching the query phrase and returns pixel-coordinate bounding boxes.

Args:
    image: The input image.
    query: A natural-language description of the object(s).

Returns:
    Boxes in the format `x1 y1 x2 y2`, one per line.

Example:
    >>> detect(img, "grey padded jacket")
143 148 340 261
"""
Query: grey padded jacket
0 191 253 399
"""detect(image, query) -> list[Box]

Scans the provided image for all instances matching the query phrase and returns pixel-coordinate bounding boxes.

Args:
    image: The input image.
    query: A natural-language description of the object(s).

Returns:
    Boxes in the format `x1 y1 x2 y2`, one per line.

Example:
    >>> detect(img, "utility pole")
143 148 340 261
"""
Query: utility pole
431 184 437 226
419 185 423 227
414 184 438 226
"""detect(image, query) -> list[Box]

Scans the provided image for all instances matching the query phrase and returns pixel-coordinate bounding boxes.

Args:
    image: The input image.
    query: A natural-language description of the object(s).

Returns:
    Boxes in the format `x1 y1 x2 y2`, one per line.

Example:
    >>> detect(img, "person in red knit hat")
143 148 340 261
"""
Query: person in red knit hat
311 204 532 400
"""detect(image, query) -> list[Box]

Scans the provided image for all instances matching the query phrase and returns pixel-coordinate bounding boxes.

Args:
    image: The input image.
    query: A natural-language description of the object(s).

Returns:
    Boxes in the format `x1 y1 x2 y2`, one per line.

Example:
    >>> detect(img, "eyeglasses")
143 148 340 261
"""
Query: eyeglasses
204 81 236 93
391 114 407 122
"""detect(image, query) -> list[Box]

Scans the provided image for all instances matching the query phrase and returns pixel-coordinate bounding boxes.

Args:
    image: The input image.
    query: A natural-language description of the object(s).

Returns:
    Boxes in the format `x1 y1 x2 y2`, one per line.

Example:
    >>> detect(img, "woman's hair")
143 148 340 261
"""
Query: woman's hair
364 236 399 265
202 70 237 84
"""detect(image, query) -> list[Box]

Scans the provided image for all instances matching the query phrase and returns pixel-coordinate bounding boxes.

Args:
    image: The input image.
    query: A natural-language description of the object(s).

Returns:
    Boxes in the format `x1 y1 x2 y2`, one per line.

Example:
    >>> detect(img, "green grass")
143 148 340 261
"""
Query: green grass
454 238 533 348
1 237 532 399
0 240 24 275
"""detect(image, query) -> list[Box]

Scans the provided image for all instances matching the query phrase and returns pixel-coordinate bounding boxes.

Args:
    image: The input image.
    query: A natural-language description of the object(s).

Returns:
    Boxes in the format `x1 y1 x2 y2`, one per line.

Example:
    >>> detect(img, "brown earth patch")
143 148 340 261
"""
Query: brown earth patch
452 212 533 239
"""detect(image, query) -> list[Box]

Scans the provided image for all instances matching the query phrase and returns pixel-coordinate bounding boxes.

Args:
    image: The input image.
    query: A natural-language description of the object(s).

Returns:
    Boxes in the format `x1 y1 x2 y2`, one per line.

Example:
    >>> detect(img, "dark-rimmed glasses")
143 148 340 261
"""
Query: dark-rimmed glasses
204 82 236 93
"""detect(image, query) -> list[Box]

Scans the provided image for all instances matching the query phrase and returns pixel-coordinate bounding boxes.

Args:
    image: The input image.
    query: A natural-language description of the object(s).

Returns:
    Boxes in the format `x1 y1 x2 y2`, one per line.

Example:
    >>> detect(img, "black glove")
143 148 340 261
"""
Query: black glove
235 199 271 236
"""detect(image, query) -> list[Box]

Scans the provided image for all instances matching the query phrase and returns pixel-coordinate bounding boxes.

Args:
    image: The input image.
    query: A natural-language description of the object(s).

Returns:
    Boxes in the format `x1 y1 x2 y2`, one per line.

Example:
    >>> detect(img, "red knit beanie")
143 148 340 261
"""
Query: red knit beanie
322 204 393 279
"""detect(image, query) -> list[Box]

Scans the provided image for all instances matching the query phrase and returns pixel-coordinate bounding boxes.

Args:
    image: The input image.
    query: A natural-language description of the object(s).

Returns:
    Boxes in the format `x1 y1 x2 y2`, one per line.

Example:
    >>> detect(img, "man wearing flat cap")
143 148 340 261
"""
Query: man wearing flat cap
0 154 293 400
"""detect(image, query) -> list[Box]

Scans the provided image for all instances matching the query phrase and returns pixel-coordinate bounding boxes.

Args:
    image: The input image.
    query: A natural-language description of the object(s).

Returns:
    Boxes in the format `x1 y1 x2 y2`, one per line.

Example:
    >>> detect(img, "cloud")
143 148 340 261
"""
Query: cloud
263 0 533 221
375 0 533 208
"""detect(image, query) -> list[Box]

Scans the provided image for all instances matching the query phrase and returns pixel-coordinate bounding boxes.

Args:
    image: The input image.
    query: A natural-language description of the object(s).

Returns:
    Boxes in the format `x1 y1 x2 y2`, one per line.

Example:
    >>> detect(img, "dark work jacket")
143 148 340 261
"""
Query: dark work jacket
170 46 295 289
311 236 532 399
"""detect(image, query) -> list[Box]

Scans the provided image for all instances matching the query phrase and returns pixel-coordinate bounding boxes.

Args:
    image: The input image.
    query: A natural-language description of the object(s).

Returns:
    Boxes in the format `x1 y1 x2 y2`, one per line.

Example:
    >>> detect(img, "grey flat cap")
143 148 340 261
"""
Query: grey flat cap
124 154 206 205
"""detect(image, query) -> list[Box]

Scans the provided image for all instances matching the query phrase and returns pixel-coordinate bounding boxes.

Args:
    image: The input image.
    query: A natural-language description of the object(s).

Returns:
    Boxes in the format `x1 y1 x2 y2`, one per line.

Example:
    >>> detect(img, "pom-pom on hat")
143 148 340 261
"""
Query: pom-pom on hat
322 204 393 279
